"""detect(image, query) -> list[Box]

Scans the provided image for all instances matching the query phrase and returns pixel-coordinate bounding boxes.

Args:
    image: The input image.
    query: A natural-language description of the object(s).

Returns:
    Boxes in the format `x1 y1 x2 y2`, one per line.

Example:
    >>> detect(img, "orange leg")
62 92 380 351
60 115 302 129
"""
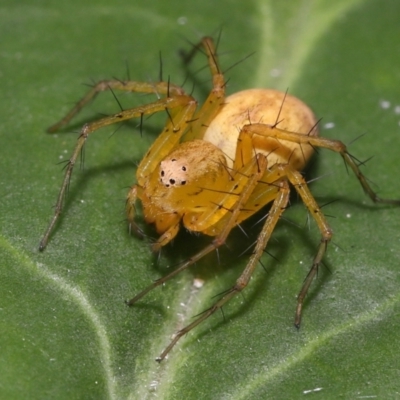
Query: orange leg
284 167 333 327
242 123 400 205
41 37 228 251
39 93 196 251
180 37 226 142
127 155 271 358
239 122 399 327
127 155 269 301
47 80 186 133
155 178 290 361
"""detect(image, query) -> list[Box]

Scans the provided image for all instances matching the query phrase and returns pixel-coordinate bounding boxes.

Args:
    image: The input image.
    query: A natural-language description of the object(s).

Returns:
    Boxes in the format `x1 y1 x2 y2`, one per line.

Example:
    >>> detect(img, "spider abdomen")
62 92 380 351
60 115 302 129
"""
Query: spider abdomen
203 89 318 170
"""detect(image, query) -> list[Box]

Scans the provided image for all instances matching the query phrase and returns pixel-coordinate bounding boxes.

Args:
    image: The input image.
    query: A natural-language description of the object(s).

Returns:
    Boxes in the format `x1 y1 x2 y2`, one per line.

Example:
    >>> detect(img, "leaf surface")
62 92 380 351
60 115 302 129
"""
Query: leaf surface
1 0 400 398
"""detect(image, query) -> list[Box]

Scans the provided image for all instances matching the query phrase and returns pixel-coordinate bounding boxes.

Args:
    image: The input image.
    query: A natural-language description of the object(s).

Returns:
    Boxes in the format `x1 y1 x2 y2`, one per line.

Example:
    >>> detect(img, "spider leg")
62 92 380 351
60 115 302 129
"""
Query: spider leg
151 222 181 252
181 37 226 142
239 122 399 327
127 180 181 248
40 94 196 251
284 167 333 327
126 184 179 247
183 150 269 234
138 36 229 183
125 184 153 239
155 178 290 361
232 127 255 170
229 123 333 329
136 97 197 183
126 154 268 303
242 123 400 204
47 80 186 133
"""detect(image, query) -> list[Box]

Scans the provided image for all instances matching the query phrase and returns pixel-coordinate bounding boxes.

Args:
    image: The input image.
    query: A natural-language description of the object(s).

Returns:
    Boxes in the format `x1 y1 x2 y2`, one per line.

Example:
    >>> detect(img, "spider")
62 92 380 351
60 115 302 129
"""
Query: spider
40 36 400 361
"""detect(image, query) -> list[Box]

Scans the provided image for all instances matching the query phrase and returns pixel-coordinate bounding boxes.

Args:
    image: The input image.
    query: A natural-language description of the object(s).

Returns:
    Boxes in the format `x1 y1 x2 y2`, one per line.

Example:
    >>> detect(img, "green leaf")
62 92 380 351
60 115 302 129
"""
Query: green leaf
2 0 400 398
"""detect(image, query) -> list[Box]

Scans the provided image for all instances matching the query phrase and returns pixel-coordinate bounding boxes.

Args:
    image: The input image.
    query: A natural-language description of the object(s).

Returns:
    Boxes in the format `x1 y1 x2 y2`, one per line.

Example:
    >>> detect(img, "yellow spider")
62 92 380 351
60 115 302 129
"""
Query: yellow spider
40 37 400 361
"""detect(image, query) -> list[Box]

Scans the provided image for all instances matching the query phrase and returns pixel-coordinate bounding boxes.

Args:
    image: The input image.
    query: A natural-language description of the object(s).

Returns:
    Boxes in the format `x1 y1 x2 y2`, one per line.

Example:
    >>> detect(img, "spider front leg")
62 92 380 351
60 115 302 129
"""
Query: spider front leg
40 92 196 251
156 176 290 362
180 36 226 142
47 80 186 133
127 153 269 304
128 154 271 360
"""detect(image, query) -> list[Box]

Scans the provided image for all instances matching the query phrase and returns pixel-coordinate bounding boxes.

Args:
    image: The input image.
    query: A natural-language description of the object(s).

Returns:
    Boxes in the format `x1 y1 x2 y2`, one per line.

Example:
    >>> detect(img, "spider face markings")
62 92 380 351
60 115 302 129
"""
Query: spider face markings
40 36 400 361
159 158 188 187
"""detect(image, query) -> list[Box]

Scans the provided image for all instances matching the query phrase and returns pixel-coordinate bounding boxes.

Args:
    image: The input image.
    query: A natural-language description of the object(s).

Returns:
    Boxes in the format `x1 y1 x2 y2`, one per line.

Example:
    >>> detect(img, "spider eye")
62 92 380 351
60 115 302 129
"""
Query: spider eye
159 158 188 187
